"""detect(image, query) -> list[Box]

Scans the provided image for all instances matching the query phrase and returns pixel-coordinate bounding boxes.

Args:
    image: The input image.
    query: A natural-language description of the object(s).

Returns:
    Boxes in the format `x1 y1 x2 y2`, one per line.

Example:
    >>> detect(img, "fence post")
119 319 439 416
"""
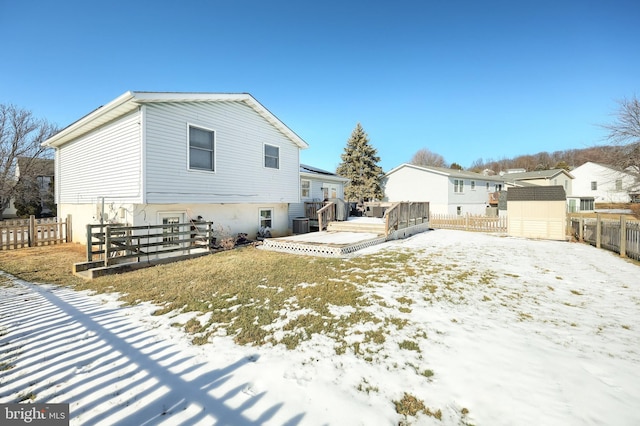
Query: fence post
28 215 36 247
66 214 72 243
104 226 111 267
596 213 602 249
207 222 213 253
620 215 627 258
579 218 584 242
465 213 469 231
86 224 93 262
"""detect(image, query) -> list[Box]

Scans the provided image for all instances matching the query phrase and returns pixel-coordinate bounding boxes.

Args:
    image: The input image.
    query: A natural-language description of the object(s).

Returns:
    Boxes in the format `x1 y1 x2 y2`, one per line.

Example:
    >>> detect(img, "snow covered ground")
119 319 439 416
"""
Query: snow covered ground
1 230 639 425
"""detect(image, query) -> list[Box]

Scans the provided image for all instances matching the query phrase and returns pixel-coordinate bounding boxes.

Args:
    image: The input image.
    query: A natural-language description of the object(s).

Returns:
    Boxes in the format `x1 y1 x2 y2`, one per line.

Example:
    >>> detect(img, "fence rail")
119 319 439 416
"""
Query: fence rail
0 215 71 250
569 215 640 261
83 221 215 267
429 213 507 233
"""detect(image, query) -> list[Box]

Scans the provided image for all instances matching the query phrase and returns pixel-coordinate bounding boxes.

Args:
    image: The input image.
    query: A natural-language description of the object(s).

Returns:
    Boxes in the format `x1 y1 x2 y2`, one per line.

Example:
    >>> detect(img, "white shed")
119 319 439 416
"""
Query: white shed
507 186 567 241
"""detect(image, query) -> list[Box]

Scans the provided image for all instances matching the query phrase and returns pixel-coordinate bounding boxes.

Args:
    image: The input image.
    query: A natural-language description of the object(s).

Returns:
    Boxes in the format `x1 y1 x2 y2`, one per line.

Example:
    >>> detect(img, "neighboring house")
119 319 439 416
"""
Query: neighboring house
16 157 55 216
383 163 506 215
502 169 574 194
42 91 309 243
288 164 348 226
2 157 55 219
570 162 639 204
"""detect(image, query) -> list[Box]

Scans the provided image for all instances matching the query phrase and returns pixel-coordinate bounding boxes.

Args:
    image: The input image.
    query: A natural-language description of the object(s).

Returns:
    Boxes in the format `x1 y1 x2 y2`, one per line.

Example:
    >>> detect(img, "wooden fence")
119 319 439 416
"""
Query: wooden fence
82 221 215 267
569 215 640 261
0 215 71 250
430 213 507 233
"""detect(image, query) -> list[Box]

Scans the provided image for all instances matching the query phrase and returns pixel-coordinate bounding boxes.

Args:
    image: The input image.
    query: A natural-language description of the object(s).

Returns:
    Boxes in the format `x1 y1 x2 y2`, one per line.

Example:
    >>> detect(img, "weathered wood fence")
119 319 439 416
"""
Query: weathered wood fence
569 215 640 261
430 213 507 233
81 221 215 267
0 215 71 250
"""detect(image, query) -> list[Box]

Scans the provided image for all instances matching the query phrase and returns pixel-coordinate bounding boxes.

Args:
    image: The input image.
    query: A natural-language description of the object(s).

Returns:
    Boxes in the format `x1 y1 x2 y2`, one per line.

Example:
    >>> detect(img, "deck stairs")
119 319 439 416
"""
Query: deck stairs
326 220 386 235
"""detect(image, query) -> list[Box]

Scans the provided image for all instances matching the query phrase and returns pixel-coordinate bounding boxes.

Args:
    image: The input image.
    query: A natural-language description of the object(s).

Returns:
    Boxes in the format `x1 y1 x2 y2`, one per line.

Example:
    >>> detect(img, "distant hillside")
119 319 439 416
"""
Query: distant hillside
467 145 625 174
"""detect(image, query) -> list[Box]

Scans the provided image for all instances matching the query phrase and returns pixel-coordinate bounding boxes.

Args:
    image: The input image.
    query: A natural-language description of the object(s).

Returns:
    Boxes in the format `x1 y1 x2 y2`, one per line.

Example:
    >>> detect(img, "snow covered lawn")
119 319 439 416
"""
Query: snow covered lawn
1 230 639 425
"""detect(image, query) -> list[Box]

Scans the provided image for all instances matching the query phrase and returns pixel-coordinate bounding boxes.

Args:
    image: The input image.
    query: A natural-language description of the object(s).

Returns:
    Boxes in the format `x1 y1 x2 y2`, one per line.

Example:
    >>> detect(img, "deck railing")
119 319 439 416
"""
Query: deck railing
84 221 214 267
316 202 336 231
383 202 429 237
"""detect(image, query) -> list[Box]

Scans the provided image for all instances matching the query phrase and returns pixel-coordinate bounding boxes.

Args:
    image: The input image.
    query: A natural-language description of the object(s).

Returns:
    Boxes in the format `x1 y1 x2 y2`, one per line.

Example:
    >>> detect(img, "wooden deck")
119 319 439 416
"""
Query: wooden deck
262 217 431 257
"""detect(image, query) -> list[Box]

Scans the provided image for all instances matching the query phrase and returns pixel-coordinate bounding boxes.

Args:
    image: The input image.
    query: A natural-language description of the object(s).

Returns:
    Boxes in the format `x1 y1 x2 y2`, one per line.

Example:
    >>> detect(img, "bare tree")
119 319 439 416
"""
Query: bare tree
0 104 57 219
602 95 640 173
410 148 446 168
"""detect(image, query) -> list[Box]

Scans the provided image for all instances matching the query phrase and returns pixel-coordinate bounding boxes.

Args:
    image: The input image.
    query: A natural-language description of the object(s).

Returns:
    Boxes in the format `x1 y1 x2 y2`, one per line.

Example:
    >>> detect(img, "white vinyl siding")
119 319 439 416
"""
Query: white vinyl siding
144 102 300 204
57 110 142 204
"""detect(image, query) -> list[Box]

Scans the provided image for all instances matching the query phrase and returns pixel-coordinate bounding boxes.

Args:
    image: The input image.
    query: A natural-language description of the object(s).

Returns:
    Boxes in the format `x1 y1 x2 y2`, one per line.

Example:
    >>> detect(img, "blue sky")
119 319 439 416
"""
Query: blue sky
1 0 638 172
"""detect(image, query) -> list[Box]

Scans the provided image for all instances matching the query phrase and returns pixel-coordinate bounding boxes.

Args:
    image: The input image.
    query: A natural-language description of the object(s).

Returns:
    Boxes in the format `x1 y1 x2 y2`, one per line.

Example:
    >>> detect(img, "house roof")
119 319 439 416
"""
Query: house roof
507 185 566 201
16 157 54 177
42 91 309 149
503 168 574 181
300 164 349 182
384 163 506 182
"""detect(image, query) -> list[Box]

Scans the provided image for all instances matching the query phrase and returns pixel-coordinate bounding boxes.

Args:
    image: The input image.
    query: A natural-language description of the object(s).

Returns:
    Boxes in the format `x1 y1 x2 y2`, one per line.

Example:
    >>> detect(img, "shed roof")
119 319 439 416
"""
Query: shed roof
507 185 567 201
42 91 309 149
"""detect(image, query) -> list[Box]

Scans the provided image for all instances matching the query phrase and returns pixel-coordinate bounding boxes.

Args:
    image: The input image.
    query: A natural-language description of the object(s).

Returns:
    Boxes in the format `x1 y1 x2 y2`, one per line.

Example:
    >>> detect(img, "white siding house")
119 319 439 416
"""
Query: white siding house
382 164 506 215
570 162 638 204
288 164 348 226
43 92 309 243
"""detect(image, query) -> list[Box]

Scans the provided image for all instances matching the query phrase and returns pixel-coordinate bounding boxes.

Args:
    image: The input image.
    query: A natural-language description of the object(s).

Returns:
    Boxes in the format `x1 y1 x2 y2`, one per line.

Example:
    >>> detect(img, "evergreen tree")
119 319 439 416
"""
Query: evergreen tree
336 123 384 204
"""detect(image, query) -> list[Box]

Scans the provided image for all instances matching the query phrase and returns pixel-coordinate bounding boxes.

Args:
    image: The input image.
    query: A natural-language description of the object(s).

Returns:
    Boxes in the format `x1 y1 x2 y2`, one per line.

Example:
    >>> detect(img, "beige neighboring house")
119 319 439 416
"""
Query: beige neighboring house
507 186 567 241
502 168 574 194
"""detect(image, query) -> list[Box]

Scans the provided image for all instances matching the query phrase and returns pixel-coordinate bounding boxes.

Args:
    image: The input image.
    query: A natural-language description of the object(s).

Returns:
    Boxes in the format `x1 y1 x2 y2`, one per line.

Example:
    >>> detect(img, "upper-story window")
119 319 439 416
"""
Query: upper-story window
615 179 623 190
470 180 476 190
454 179 464 193
591 181 597 190
264 144 279 169
189 125 215 172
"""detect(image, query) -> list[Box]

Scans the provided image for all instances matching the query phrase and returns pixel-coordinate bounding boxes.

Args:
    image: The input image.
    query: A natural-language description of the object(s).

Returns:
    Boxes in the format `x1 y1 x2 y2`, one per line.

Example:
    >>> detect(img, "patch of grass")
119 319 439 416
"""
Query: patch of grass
17 391 36 402
0 244 86 285
357 378 379 394
421 368 434 378
398 340 420 352
570 289 583 296
622 324 631 330
394 392 442 420
394 393 426 416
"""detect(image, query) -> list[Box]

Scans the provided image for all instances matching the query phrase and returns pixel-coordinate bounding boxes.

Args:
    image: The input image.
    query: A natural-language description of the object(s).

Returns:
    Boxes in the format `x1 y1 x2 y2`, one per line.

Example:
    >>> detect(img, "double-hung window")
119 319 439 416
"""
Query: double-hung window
591 181 597 190
301 179 310 198
264 144 279 169
454 179 464 193
189 125 215 172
